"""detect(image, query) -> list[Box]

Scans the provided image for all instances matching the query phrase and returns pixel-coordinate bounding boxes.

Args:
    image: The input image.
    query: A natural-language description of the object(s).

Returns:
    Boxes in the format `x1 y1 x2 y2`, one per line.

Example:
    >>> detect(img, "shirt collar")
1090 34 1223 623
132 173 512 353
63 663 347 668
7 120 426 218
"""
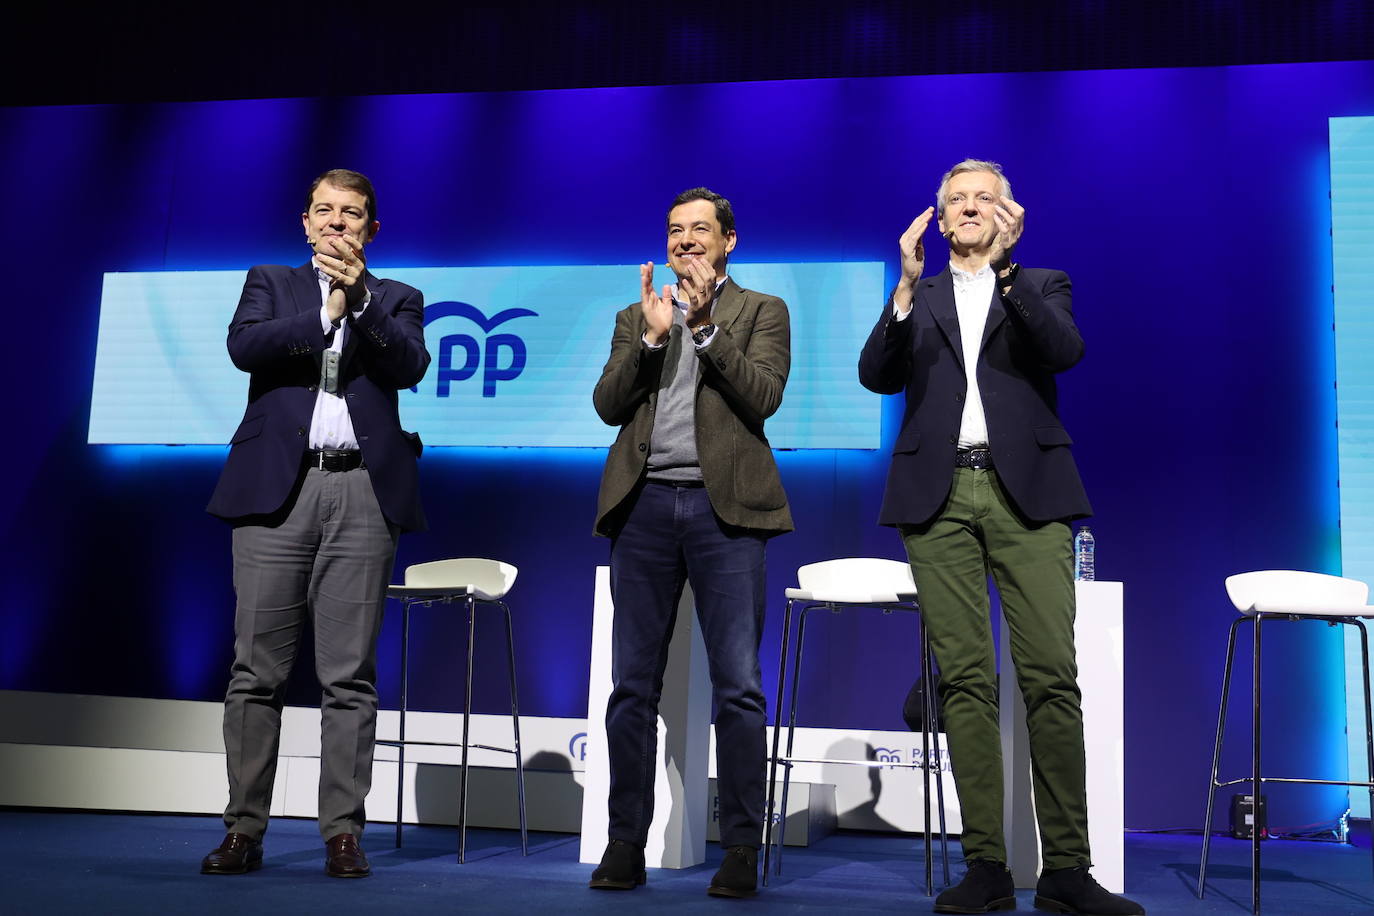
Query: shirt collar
950 263 994 288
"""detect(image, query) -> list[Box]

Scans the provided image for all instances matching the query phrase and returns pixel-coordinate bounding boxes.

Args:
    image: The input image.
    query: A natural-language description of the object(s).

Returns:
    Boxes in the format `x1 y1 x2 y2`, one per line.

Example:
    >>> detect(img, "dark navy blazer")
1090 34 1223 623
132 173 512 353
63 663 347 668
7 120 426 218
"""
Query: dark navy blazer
858 266 1092 527
206 263 431 532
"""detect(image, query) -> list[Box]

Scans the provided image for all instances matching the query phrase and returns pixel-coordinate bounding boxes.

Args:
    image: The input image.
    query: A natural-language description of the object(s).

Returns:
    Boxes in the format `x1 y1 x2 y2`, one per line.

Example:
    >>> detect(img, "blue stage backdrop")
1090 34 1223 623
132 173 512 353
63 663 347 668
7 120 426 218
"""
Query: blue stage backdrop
2 61 1371 833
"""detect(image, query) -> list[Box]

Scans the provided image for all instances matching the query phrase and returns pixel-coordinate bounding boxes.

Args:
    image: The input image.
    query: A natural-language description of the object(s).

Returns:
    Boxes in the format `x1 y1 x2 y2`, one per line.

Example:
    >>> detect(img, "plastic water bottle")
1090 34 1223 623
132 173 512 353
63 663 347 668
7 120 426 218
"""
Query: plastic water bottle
1074 526 1096 581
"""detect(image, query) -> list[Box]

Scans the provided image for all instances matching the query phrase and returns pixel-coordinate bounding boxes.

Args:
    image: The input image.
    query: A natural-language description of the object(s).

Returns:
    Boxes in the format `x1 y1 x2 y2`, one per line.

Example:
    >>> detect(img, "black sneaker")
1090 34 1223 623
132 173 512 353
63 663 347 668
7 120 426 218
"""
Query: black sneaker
588 839 646 890
707 845 758 898
934 858 1016 914
1034 866 1144 915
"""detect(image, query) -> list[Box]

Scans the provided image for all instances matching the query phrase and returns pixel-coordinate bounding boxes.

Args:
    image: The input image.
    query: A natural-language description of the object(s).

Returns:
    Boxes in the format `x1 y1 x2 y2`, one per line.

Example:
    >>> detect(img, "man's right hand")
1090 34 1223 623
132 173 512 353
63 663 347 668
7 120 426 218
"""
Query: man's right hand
894 206 935 315
640 262 674 346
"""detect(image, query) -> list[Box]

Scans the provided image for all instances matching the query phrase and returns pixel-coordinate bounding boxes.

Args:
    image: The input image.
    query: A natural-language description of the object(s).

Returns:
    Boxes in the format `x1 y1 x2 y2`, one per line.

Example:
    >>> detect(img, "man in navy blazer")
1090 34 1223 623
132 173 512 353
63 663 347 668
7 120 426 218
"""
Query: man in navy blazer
859 160 1142 916
202 169 429 879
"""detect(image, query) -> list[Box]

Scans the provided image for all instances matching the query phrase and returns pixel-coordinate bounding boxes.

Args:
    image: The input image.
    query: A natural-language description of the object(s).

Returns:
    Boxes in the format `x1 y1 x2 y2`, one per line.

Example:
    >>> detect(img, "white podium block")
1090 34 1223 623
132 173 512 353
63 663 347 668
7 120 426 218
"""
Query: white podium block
999 580 1124 893
579 566 713 868
708 779 836 847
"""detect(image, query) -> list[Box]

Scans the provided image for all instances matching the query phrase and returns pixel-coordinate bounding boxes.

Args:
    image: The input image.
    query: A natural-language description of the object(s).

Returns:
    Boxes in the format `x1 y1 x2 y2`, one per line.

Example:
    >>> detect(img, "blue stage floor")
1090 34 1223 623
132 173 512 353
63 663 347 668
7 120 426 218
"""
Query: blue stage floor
2 809 1371 914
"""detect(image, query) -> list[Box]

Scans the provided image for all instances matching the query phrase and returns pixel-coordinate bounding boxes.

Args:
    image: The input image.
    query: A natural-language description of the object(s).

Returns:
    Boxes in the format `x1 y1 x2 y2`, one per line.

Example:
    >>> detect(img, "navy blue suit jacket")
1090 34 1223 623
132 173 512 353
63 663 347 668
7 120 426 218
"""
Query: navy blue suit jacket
858 266 1092 527
206 263 431 532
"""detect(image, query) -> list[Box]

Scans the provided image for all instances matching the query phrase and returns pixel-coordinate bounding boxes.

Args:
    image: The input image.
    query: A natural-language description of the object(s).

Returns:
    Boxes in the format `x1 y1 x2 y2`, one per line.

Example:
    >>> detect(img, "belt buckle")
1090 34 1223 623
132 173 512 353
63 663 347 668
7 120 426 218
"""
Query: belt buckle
959 447 992 470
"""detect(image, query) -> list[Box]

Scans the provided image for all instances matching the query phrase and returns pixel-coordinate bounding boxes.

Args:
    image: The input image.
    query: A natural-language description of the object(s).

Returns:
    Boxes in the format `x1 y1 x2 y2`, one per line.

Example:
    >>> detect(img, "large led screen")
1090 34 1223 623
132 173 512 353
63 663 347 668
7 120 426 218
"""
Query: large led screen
89 262 884 449
1332 115 1374 816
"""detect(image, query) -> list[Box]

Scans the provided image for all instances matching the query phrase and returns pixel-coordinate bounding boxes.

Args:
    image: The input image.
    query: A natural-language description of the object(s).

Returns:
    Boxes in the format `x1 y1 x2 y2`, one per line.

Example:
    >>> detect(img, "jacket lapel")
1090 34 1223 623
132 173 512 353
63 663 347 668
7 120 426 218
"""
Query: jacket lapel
979 289 1007 353
344 272 384 364
712 277 745 332
292 262 321 315
697 278 745 388
924 271 964 370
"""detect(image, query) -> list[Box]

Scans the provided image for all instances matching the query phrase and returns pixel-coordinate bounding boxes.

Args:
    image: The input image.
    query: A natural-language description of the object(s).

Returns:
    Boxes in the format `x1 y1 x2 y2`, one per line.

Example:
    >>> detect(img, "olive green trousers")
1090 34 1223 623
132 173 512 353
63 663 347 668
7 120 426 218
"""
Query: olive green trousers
901 467 1090 869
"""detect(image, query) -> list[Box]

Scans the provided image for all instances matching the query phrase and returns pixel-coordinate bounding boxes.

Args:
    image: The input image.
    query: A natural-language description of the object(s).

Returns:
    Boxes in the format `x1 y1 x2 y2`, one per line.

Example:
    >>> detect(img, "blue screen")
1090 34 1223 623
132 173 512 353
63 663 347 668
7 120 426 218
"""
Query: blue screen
88 263 883 448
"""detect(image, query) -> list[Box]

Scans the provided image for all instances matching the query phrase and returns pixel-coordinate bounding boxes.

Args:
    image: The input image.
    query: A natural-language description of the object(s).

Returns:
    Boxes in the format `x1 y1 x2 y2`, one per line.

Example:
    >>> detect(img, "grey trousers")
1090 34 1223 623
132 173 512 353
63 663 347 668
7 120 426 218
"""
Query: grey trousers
222 466 399 842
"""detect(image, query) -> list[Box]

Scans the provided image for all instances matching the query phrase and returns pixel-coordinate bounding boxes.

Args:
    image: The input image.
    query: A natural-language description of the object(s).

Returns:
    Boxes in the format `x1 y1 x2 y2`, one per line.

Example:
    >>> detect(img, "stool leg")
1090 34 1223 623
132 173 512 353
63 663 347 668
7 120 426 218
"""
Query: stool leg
924 620 950 886
775 603 816 877
458 594 476 864
1251 614 1262 915
919 618 932 897
396 600 411 849
1199 616 1241 898
1358 620 1374 884
763 598 796 886
500 600 528 856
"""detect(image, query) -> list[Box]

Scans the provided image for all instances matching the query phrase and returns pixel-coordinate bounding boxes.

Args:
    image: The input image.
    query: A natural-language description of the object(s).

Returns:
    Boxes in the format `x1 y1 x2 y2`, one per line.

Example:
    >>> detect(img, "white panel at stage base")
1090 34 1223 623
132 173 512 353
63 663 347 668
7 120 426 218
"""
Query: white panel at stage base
1000 579 1125 893
578 566 714 868
0 690 959 838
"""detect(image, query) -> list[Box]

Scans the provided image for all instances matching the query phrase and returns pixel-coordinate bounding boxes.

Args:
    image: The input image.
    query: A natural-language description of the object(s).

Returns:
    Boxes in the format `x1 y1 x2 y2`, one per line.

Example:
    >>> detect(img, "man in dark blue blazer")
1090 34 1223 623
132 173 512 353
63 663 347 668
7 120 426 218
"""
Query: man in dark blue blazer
859 160 1142 916
201 169 429 879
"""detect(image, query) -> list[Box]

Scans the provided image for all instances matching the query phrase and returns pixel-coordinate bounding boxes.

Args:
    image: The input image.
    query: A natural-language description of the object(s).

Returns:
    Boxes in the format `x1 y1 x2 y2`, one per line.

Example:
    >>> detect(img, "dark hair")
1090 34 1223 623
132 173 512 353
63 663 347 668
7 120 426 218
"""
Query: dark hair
305 168 377 223
666 187 735 235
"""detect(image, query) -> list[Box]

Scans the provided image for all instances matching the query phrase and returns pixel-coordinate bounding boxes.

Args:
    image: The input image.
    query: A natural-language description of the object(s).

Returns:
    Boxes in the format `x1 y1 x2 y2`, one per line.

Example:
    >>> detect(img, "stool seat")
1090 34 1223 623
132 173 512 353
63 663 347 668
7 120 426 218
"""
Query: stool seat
1241 601 1374 617
783 586 920 603
387 584 505 603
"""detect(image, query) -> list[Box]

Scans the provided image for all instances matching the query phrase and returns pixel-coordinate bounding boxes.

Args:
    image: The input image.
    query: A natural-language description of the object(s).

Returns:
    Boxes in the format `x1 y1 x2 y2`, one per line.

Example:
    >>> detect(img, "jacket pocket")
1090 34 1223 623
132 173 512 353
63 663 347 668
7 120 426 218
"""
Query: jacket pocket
733 430 786 511
1033 426 1073 448
893 428 922 454
230 414 266 445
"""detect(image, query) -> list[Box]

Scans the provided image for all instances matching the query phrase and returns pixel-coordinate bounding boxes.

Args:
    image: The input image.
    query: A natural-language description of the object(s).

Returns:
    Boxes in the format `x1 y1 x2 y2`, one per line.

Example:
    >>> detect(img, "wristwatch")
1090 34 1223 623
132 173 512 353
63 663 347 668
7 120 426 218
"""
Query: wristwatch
691 323 717 346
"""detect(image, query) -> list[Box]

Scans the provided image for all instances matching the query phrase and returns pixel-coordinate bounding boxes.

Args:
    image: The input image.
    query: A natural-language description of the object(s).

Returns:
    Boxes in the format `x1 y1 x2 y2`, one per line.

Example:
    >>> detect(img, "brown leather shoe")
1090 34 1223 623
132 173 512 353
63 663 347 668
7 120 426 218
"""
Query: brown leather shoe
325 833 371 878
200 832 263 875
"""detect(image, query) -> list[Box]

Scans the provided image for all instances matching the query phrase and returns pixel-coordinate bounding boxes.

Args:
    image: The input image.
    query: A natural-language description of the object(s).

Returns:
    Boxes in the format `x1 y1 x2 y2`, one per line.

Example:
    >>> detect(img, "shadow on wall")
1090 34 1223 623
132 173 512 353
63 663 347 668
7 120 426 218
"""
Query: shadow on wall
412 749 583 833
820 738 900 831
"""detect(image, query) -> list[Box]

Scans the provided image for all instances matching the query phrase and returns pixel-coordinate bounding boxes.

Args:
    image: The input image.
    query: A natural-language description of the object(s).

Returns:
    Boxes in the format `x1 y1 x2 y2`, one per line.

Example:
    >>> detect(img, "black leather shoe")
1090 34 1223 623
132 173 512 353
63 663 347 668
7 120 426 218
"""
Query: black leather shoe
934 858 1016 913
589 839 645 889
707 845 758 898
324 833 371 878
200 832 263 875
1034 866 1144 915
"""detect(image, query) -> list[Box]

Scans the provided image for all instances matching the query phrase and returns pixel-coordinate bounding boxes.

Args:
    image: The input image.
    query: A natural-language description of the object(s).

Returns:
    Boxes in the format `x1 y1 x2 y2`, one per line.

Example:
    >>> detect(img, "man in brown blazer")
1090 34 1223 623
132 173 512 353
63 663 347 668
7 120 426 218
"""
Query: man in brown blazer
588 187 792 898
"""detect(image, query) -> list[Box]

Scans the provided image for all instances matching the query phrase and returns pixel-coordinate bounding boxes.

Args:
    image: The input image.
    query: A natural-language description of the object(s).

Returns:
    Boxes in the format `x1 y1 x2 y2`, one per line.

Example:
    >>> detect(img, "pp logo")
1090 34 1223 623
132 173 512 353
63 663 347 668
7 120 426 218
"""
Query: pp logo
420 301 537 398
569 732 587 763
873 746 904 769
911 746 952 773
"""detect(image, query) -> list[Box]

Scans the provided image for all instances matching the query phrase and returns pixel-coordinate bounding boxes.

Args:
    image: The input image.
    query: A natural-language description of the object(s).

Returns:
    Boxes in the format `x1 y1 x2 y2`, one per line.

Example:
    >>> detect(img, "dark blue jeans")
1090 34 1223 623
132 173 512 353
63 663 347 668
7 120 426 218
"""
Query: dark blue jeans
606 480 769 849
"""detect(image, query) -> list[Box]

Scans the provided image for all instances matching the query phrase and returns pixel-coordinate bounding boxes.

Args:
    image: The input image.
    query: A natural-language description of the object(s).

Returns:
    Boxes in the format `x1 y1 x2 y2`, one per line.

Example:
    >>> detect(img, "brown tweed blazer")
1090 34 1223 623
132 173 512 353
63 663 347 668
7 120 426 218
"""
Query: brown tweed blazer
592 278 794 538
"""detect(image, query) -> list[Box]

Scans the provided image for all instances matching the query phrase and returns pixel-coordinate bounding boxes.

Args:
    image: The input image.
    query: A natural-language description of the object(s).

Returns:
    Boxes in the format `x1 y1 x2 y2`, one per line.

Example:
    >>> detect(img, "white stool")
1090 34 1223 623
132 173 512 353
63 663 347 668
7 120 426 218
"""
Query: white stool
764 558 950 893
379 558 528 862
1199 569 1374 913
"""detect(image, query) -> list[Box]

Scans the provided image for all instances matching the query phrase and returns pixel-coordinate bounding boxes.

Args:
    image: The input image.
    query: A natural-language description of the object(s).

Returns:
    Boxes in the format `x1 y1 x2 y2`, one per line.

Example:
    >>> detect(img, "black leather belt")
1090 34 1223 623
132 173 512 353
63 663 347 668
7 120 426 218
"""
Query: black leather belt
305 449 365 472
954 447 993 470
647 478 705 488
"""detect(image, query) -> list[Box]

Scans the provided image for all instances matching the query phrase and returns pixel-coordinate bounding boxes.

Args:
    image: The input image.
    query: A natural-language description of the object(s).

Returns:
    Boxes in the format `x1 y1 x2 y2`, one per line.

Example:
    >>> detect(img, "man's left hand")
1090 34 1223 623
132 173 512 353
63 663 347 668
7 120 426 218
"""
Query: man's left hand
315 234 369 318
988 195 1025 271
679 256 717 329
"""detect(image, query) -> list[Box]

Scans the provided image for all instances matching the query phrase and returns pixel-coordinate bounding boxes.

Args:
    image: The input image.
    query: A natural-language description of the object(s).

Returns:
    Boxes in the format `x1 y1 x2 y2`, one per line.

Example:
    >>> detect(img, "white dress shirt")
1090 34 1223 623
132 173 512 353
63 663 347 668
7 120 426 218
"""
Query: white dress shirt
893 264 995 448
307 261 371 449
950 264 994 448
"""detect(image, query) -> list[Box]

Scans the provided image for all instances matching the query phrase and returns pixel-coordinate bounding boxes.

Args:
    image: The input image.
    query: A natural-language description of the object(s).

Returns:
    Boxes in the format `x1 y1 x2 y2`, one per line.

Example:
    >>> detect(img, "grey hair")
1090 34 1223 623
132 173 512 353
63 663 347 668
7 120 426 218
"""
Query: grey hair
936 159 1013 213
